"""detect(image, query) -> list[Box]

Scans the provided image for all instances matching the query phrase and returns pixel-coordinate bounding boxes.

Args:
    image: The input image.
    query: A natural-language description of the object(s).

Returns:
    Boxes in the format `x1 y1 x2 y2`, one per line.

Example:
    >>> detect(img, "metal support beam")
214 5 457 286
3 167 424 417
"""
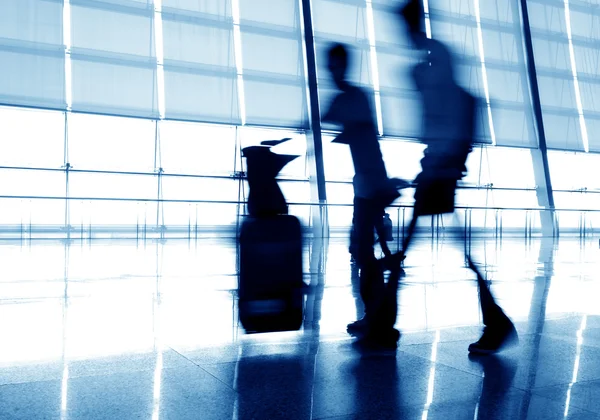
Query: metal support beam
517 0 556 236
300 0 328 237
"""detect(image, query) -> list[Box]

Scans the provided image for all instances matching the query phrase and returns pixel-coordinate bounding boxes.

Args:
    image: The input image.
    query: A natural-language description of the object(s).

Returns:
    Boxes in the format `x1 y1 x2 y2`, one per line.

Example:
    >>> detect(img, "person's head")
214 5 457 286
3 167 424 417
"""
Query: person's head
327 43 350 89
398 0 427 49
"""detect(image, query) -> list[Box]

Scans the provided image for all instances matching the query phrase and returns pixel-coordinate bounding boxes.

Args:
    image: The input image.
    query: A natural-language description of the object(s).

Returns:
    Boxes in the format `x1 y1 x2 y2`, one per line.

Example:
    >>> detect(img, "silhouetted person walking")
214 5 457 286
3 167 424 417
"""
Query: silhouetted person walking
393 0 518 354
323 43 403 348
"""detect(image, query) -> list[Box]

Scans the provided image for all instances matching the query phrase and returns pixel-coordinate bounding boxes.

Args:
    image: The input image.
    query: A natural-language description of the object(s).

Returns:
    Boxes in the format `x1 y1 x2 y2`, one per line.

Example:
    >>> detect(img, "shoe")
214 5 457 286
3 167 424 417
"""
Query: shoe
347 318 370 338
468 323 519 355
354 328 401 351
373 327 401 347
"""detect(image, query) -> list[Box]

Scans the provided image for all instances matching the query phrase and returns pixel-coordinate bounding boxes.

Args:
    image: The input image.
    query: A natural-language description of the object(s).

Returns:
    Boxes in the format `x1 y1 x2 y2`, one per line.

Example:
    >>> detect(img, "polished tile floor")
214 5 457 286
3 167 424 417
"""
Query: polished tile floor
0 235 599 419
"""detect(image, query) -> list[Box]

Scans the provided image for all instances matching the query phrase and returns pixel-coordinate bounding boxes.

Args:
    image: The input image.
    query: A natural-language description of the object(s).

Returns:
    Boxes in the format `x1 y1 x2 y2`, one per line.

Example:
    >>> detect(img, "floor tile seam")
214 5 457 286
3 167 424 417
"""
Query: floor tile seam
529 377 600 395
310 385 600 420
0 376 58 388
398 335 485 347
508 382 570 395
394 349 489 380
309 389 523 420
0 360 210 387
164 345 238 392
540 331 600 344
525 391 600 417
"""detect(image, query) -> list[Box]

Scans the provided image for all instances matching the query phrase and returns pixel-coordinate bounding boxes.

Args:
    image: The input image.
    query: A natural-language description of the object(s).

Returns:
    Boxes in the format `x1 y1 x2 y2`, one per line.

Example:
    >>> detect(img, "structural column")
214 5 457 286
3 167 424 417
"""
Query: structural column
300 0 329 237
516 0 556 237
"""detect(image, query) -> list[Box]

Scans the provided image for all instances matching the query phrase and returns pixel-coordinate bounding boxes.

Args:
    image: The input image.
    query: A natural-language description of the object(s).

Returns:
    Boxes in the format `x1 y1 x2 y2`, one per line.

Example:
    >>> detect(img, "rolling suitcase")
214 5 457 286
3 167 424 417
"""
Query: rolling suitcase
238 215 304 333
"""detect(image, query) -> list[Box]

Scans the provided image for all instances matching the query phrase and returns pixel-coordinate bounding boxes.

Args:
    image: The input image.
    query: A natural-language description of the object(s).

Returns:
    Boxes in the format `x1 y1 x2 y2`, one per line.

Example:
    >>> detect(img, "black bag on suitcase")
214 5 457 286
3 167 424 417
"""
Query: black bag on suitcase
238 138 304 333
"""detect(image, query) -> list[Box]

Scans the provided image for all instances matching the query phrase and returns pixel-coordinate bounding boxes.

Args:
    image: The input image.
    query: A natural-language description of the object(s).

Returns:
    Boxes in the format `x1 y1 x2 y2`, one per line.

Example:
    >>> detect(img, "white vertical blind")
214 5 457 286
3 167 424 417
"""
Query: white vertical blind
527 0 585 151
69 0 159 118
0 0 66 110
238 0 308 128
161 0 241 124
568 4 600 152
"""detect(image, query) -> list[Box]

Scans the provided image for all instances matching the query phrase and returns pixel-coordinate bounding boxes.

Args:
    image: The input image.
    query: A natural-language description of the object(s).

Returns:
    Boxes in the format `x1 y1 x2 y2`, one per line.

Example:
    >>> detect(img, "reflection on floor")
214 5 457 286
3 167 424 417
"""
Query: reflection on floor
0 235 599 419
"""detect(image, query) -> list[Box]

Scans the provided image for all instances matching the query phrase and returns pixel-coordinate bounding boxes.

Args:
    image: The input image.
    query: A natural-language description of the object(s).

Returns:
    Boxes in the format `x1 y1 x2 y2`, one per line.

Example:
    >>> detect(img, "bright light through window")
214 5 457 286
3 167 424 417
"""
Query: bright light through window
564 0 589 152
63 0 72 110
232 0 246 125
365 0 383 136
474 0 497 146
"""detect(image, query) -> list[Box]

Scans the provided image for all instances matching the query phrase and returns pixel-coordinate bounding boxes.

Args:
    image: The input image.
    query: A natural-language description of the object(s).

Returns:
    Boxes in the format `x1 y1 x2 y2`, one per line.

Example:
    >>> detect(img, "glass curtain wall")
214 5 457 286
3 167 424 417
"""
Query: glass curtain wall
0 0 599 238
0 0 312 238
527 0 600 232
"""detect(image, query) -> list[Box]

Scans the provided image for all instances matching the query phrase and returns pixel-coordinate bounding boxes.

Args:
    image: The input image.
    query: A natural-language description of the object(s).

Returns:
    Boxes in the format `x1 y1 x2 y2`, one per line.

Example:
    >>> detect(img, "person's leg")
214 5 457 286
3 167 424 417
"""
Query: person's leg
466 256 511 327
452 212 518 354
349 197 358 262
348 198 389 337
366 259 402 344
353 198 382 313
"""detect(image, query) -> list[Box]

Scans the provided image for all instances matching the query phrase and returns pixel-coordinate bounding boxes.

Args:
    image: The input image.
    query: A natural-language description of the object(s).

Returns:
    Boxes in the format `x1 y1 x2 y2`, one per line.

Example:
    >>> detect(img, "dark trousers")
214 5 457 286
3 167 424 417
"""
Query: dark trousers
350 203 391 259
352 196 399 330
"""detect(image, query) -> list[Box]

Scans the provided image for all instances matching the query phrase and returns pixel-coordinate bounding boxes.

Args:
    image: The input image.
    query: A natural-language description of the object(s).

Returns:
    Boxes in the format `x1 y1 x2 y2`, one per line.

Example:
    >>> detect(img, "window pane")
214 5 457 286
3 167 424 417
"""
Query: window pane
68 172 157 199
70 0 155 57
464 146 536 189
379 139 426 182
162 202 238 227
160 121 236 176
527 1 589 151
326 182 353 207
547 150 600 191
70 200 154 227
68 113 156 173
322 134 354 182
70 55 159 118
242 79 308 128
0 107 65 168
161 3 239 124
70 0 159 118
239 0 296 27
0 168 64 197
0 0 66 110
160 176 238 202
0 47 66 111
163 68 240 124
238 0 308 128
0 197 63 226
280 181 310 204
162 0 230 15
